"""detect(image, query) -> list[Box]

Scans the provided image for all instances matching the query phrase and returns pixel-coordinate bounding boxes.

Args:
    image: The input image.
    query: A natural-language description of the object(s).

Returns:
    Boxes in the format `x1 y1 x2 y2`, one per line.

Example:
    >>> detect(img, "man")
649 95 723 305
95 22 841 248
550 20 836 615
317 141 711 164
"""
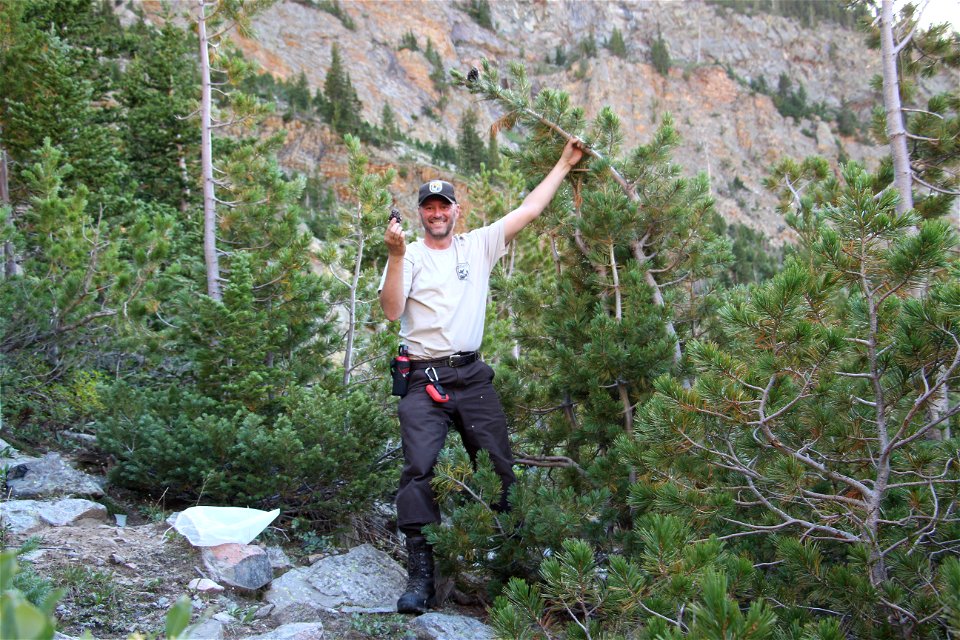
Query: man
380 138 583 614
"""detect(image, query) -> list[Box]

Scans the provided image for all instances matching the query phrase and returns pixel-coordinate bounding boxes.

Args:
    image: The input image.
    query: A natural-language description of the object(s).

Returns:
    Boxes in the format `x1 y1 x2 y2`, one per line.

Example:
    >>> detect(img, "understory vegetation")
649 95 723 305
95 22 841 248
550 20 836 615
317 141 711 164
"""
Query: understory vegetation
1 1 958 639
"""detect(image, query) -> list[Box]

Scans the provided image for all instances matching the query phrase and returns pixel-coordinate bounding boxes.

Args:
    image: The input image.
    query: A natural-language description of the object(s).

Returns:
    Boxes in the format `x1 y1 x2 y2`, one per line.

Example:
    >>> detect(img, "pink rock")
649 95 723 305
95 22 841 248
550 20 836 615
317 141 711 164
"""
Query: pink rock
201 543 273 591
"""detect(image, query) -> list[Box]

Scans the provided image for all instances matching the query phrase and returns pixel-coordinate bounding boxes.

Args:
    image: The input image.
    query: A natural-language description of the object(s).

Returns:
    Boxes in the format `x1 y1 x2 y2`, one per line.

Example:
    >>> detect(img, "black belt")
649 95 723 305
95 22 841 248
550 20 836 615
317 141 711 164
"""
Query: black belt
410 352 480 369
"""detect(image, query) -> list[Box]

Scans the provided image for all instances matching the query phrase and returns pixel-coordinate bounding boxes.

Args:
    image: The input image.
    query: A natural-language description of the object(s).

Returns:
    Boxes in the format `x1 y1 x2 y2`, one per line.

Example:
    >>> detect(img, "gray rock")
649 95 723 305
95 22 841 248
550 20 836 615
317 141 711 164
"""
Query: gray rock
243 622 324 640
0 500 43 534
183 617 225 640
5 452 104 498
410 612 496 640
0 498 108 534
38 498 108 527
272 601 325 625
201 543 274 591
60 431 98 447
264 545 294 571
265 544 406 614
0 437 39 472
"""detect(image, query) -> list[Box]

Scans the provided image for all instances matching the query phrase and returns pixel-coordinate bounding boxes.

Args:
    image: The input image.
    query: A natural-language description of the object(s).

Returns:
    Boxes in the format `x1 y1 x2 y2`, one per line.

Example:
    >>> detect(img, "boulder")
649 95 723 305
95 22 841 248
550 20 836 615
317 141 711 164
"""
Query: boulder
263 545 294 572
183 618 225 640
201 543 273 591
272 601 325 625
243 622 324 640
0 498 108 535
38 498 108 527
5 452 104 498
410 612 496 640
0 500 43 534
265 544 406 614
0 437 39 472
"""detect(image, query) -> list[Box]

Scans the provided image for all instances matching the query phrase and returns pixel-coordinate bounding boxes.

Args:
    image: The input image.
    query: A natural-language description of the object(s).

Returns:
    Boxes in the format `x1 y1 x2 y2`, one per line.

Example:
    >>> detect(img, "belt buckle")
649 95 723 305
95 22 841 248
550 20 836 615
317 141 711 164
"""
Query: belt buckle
447 354 463 367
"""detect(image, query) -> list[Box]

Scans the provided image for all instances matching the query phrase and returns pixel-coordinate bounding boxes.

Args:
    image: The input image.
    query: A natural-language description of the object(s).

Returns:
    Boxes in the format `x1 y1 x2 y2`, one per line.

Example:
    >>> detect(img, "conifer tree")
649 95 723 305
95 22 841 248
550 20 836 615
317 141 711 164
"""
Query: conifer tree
288 70 312 113
194 0 275 301
456 108 486 175
380 102 400 140
607 26 628 58
120 16 199 212
650 29 671 76
0 141 171 417
867 0 960 219
420 61 731 608
320 43 364 136
320 134 396 386
633 160 960 635
0 0 124 203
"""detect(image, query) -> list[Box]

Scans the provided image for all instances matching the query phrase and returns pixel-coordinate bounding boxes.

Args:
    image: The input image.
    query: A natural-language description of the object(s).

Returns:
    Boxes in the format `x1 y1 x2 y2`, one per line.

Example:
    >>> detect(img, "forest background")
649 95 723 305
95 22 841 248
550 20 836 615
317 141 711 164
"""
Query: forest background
1 0 959 638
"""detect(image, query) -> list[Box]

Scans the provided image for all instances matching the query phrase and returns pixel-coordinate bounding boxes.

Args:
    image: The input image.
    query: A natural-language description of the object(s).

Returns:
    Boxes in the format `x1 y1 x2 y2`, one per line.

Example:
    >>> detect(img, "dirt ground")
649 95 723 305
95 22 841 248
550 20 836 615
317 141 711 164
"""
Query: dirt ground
10 514 474 639
12 518 266 638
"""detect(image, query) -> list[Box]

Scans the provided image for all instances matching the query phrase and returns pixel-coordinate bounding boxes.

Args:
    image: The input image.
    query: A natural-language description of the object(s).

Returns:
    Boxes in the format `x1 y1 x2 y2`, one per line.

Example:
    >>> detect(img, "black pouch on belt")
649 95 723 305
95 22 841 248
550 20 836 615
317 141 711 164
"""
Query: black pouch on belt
390 347 411 397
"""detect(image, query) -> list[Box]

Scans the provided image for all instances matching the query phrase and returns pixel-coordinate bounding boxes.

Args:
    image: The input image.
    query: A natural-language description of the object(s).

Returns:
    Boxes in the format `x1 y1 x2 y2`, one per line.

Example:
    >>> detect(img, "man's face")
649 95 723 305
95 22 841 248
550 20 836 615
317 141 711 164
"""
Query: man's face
418 196 458 240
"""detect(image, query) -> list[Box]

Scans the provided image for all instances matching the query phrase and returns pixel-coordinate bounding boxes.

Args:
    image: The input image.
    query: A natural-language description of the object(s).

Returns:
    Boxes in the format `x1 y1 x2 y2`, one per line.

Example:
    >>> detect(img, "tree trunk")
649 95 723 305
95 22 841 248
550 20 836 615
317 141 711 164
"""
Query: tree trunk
343 208 364 386
880 0 913 215
198 0 222 300
1 142 15 278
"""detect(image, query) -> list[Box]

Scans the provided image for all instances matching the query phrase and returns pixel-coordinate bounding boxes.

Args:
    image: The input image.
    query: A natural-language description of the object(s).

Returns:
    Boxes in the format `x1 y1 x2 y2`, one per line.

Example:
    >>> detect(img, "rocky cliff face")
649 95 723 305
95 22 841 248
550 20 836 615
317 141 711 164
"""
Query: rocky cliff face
135 0 954 243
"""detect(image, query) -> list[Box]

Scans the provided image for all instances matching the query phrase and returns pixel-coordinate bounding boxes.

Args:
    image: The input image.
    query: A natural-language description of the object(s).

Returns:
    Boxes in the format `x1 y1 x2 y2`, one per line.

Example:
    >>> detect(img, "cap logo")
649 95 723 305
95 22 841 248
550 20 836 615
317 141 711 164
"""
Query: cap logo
429 180 444 194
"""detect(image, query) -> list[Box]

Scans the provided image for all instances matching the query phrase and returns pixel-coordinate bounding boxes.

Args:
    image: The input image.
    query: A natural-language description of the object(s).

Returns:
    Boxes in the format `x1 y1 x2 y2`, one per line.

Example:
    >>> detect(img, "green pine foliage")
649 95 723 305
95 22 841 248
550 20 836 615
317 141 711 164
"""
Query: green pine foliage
424 38 447 95
865 9 960 221
319 134 397 386
461 0 494 30
0 1 396 530
457 108 487 175
650 31 671 77
435 60 732 616
317 0 356 30
631 160 960 635
0 140 172 431
398 31 418 51
119 15 199 210
773 73 814 122
606 27 628 59
0 0 125 203
320 44 364 136
706 0 869 29
97 380 395 522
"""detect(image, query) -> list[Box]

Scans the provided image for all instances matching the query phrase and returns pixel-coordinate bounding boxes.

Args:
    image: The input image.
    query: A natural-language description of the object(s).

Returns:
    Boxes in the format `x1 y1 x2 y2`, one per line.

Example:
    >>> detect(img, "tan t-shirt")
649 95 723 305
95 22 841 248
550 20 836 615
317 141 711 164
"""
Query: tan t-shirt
380 219 507 358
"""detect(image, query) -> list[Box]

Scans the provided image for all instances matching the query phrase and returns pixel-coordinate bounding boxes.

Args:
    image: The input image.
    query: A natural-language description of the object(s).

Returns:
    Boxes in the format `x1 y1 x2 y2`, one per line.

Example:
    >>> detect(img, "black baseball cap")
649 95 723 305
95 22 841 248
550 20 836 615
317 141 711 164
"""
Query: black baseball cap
418 180 457 206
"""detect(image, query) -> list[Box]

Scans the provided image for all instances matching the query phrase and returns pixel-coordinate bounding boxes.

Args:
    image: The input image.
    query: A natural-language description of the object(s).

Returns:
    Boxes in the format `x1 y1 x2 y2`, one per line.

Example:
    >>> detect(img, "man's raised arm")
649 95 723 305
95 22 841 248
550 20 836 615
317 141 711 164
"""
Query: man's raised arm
379 218 407 321
501 138 583 244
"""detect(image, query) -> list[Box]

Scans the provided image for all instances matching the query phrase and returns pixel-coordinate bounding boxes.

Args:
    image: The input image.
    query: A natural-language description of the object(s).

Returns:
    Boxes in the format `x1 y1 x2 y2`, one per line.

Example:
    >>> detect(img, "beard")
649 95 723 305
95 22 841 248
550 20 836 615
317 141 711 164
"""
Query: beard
421 216 454 239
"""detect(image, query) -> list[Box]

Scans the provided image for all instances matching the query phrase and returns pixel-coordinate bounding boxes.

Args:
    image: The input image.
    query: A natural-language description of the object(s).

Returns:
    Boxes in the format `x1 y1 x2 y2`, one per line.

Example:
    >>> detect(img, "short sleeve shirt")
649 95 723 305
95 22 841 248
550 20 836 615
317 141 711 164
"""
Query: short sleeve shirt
380 219 507 358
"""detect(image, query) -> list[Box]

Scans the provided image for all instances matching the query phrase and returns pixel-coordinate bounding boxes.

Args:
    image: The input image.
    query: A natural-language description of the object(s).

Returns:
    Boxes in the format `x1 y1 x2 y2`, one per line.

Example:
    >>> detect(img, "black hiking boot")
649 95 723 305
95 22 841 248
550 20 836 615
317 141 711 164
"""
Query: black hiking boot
397 535 435 614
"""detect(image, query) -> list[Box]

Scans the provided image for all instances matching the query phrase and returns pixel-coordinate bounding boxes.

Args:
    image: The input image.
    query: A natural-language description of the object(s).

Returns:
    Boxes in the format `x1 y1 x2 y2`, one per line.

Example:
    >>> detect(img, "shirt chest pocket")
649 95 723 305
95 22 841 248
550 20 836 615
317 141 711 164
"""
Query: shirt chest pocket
411 260 461 299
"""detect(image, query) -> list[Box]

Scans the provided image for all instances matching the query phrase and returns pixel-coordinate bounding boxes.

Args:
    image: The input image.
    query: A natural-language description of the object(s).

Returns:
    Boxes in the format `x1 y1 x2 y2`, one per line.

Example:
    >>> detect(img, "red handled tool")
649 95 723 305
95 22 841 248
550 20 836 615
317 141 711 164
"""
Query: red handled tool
424 367 449 403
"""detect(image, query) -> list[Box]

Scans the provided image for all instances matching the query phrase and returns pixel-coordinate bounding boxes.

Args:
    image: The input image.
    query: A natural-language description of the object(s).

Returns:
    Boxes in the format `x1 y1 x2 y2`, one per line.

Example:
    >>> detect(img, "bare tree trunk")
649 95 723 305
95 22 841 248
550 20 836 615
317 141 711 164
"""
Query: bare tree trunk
343 205 364 386
177 141 191 215
1 142 15 278
880 0 913 215
198 0 222 300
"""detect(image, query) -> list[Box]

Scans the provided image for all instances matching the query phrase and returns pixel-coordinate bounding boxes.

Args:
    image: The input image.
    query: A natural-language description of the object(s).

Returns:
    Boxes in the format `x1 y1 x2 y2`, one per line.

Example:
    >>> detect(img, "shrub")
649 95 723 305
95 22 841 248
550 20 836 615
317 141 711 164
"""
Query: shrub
96 382 397 526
